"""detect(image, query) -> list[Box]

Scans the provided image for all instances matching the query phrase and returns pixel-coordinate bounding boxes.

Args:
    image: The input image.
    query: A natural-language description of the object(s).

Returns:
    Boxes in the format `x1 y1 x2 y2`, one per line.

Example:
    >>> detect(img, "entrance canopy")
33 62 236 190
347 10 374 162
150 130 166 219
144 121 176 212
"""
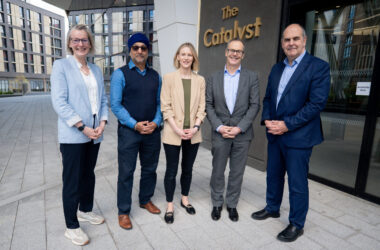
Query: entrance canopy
42 0 153 11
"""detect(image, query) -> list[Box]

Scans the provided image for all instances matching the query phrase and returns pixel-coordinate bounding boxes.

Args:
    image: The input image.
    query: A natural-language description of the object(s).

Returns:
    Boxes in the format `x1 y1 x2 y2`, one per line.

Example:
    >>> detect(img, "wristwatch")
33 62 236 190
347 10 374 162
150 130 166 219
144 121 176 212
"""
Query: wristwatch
77 124 86 132
194 125 200 131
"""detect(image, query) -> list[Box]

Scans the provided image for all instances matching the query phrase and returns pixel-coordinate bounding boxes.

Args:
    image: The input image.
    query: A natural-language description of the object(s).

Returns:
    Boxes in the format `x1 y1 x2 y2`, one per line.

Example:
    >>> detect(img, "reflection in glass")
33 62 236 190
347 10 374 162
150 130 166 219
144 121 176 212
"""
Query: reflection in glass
306 1 380 187
366 120 380 196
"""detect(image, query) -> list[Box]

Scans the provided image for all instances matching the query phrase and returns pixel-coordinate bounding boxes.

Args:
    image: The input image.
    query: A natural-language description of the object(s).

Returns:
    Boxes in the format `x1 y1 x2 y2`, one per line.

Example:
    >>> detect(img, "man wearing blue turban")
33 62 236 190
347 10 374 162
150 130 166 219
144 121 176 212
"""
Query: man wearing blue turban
110 33 162 230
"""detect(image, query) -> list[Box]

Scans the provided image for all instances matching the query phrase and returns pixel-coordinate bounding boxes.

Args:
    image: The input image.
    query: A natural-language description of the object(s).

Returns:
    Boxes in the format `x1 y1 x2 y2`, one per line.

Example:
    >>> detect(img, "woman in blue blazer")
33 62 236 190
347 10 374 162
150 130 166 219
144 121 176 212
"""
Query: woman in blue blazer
51 24 108 246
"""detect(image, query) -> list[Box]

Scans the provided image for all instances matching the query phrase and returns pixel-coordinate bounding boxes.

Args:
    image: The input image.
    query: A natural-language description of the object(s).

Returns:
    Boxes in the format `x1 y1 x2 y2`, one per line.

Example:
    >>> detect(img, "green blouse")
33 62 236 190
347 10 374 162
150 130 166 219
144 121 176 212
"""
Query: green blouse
182 78 191 129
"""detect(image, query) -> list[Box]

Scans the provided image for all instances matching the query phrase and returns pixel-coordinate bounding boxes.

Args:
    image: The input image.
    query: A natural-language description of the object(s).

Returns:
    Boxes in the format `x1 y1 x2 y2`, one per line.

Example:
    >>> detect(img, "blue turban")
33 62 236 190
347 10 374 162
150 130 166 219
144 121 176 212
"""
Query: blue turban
128 33 150 52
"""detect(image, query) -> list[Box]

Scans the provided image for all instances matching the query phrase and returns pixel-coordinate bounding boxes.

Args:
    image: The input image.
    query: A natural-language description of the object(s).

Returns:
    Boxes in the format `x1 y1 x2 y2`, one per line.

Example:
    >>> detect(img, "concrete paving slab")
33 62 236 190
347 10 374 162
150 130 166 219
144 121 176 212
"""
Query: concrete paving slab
1 95 380 250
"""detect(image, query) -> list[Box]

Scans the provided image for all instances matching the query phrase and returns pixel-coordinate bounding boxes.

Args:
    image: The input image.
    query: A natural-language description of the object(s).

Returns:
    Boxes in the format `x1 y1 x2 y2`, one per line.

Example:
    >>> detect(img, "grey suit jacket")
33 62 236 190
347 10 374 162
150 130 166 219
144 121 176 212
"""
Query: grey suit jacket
206 68 260 141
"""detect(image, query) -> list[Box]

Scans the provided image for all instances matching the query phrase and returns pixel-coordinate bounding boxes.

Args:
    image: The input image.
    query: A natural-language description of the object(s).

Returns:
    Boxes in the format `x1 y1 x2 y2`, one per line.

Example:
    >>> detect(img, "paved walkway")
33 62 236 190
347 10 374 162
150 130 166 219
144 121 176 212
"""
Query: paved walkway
0 95 380 250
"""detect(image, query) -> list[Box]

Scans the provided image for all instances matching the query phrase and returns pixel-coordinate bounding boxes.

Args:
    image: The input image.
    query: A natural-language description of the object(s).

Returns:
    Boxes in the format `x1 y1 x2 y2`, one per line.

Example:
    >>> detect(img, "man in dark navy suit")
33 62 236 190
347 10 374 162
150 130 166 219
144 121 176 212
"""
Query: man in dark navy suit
251 24 330 242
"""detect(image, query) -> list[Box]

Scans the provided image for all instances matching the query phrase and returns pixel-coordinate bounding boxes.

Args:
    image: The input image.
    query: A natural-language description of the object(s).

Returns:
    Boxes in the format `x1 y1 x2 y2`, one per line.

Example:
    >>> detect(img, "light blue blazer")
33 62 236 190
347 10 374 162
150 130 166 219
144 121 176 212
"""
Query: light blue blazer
51 56 109 144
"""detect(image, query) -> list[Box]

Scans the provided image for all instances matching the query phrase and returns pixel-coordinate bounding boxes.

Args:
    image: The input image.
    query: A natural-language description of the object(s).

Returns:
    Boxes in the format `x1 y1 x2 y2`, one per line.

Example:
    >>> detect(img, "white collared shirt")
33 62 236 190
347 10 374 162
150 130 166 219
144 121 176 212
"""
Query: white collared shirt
76 60 98 115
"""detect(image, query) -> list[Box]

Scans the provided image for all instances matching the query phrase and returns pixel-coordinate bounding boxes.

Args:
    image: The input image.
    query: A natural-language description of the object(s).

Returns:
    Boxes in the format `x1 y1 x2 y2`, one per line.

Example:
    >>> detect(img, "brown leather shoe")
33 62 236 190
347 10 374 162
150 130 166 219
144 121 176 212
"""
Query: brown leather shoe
118 214 132 230
139 201 161 214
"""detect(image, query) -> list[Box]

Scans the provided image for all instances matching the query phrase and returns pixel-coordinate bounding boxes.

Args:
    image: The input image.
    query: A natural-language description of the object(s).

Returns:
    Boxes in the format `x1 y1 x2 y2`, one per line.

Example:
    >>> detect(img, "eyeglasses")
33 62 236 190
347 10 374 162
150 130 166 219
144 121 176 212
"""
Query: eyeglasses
71 39 89 45
131 45 148 52
227 49 244 55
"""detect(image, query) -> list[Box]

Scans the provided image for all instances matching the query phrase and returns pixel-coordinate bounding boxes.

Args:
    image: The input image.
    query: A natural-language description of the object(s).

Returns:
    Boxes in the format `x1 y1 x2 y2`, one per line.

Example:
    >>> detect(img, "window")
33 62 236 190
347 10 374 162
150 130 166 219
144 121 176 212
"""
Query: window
347 20 354 33
0 25 5 36
85 14 89 24
9 27 13 38
52 18 60 28
103 13 108 33
6 2 10 14
123 12 127 23
54 38 61 48
19 6 24 17
7 13 11 25
128 11 133 22
349 6 356 19
54 48 62 56
3 50 8 61
102 13 108 23
24 64 28 73
75 15 79 24
68 16 73 26
0 13 4 23
39 35 43 44
22 30 26 41
0 0 3 12
149 10 154 21
26 9 30 20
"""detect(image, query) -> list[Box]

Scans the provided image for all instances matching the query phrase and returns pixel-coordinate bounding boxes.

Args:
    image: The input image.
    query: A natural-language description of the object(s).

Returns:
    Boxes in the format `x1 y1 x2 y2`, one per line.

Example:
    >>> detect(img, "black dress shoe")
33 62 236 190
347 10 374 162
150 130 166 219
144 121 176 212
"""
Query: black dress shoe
180 201 196 215
211 206 222 220
251 208 280 220
227 207 239 222
164 211 174 224
277 224 303 242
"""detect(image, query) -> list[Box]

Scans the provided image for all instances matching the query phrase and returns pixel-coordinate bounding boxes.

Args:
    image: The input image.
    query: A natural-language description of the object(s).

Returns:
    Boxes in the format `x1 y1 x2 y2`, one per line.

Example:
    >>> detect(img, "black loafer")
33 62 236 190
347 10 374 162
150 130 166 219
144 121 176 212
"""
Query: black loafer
227 207 239 222
211 206 222 220
277 224 303 242
251 208 280 220
164 211 174 224
180 201 196 215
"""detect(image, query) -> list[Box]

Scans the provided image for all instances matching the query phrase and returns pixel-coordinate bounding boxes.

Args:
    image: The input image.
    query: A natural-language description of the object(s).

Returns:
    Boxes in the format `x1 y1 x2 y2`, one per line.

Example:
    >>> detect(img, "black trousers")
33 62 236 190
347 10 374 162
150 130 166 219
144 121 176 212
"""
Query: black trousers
117 126 161 215
163 140 200 202
60 141 100 229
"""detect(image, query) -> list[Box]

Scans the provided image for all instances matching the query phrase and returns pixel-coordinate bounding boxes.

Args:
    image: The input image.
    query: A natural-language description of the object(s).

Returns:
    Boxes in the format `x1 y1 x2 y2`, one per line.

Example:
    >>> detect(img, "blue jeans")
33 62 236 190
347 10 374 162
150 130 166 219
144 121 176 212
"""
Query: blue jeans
117 125 161 215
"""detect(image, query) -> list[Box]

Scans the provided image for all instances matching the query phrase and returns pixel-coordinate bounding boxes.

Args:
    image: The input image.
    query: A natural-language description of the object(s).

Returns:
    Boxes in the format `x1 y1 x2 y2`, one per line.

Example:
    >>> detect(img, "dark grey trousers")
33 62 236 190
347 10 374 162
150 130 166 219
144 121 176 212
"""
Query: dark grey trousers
210 136 251 208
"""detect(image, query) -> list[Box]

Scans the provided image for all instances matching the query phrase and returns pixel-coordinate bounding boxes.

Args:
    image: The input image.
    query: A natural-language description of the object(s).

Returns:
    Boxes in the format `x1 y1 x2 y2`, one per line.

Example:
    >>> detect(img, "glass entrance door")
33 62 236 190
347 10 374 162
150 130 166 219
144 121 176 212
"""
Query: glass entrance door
304 1 380 193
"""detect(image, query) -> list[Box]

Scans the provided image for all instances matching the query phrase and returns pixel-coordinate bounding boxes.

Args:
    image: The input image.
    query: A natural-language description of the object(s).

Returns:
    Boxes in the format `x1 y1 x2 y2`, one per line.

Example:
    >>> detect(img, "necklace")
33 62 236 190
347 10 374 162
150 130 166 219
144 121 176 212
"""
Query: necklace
80 65 90 76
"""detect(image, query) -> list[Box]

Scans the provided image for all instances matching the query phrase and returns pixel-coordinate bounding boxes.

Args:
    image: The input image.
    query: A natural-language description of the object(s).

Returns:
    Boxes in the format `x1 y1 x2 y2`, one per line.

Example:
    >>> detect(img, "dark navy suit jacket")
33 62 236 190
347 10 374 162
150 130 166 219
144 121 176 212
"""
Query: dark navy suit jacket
262 52 331 148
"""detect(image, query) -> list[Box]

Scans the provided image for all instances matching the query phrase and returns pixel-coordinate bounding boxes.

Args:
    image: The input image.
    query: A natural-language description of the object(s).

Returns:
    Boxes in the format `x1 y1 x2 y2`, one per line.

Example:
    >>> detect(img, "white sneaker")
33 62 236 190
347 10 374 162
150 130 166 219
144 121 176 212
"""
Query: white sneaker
77 211 105 225
64 228 89 246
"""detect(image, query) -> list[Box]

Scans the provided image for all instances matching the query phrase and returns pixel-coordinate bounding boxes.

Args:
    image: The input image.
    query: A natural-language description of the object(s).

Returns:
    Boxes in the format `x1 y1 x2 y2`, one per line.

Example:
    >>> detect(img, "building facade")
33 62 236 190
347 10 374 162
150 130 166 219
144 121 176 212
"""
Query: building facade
0 0 65 93
68 4 157 87
196 0 380 204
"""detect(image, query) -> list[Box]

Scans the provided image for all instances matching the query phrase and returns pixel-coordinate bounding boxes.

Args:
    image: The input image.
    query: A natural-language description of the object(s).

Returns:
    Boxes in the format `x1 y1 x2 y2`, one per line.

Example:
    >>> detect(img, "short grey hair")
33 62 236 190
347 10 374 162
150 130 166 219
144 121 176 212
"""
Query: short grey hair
225 38 245 51
66 24 95 55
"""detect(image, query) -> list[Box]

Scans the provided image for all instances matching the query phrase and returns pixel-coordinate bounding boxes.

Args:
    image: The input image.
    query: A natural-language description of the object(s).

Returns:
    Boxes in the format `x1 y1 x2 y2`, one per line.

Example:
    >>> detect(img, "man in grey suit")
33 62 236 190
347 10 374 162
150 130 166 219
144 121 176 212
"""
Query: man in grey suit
206 39 260 222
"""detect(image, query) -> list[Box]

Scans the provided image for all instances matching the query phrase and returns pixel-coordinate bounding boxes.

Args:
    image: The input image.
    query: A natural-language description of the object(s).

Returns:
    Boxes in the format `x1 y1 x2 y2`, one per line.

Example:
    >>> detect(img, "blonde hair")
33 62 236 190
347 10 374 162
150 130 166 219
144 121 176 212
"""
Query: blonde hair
173 42 199 71
66 24 95 55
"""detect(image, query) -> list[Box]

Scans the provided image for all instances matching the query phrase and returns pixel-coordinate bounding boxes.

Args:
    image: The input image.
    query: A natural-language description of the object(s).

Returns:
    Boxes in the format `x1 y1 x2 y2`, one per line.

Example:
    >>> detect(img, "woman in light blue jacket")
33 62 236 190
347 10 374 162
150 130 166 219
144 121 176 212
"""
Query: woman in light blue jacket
51 24 108 246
